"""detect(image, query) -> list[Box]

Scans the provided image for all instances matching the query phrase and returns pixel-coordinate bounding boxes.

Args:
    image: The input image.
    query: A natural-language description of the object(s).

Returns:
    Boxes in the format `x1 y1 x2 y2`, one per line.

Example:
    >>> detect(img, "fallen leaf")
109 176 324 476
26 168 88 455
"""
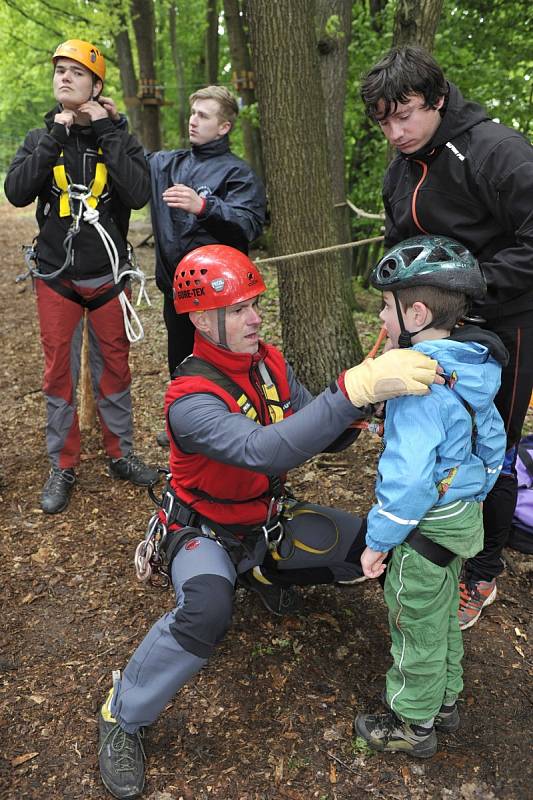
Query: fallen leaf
29 695 46 705
515 627 527 641
12 752 38 767
329 762 337 783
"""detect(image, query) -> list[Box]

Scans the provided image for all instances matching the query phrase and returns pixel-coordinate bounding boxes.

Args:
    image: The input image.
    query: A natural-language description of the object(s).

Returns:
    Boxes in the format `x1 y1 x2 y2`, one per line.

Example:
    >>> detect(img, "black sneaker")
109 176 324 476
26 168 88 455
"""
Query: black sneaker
109 452 159 486
380 689 459 733
98 688 145 799
238 568 301 616
41 467 76 514
354 711 437 758
156 429 170 448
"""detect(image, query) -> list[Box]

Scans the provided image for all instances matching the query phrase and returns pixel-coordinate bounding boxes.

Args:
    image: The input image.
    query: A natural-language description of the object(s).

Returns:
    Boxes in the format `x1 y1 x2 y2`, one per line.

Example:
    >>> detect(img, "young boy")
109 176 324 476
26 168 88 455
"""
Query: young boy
354 235 506 758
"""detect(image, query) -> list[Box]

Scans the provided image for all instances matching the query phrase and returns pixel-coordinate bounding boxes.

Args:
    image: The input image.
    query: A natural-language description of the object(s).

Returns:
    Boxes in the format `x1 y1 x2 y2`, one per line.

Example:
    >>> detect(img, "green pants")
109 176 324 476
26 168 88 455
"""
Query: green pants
384 501 483 724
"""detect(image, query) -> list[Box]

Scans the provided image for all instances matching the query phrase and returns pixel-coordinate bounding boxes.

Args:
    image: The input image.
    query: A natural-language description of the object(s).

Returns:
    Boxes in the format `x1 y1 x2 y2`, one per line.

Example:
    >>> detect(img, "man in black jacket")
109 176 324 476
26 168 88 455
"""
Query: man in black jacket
360 45 533 629
148 85 266 446
5 39 158 514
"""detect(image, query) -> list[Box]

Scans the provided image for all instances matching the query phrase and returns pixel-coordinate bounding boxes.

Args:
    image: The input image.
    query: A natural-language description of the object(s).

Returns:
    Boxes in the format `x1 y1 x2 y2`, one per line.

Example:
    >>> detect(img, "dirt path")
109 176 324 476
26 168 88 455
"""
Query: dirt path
1 203 532 800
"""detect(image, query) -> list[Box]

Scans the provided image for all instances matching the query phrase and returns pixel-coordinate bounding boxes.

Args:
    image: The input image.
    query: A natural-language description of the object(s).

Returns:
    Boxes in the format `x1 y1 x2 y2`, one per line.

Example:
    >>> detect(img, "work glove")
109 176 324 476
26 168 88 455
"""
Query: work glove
344 349 438 407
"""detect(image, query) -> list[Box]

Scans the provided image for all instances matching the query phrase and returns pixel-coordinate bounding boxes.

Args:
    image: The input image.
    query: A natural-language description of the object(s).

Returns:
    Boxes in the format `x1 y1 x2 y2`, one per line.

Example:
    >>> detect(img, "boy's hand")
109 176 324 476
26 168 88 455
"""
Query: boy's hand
344 349 442 407
361 546 387 579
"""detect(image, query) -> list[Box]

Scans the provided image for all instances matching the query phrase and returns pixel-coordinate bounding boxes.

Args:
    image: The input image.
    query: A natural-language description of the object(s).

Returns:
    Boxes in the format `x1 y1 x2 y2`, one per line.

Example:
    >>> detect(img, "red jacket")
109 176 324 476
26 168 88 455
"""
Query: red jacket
165 334 293 527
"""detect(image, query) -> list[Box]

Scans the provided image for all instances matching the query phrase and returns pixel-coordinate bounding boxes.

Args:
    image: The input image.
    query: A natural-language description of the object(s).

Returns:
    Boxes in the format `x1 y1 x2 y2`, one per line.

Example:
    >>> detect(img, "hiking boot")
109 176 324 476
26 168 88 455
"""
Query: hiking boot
458 578 497 630
354 711 437 758
41 467 76 514
156 429 170 448
381 689 460 733
98 687 145 799
238 567 301 616
109 452 159 487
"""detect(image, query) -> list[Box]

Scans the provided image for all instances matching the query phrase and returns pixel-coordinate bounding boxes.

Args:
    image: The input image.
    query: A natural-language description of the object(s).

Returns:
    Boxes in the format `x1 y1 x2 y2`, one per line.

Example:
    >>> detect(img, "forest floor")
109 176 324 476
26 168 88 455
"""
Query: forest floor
1 202 532 800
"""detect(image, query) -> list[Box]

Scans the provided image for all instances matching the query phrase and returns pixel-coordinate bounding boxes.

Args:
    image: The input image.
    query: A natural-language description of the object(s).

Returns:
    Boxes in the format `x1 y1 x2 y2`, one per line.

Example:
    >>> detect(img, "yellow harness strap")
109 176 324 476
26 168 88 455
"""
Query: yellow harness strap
53 148 107 217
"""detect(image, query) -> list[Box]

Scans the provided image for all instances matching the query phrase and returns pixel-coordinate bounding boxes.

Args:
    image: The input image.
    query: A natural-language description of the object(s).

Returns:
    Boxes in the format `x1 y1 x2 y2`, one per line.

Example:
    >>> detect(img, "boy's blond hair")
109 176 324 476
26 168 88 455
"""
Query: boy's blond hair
189 86 239 129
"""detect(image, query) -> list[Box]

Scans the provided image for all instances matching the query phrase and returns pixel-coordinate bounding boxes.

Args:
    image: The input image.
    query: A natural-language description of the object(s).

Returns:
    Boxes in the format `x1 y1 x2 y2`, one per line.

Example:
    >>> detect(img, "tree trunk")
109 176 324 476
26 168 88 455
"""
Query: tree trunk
393 0 444 50
205 0 219 85
223 0 264 182
131 0 161 150
316 0 353 295
248 0 362 393
114 26 142 139
169 3 188 147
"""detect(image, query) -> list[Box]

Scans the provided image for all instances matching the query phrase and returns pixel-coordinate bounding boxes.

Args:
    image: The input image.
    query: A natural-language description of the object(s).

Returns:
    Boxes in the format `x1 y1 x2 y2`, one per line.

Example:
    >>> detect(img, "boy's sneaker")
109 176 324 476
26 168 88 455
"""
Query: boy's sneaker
109 452 159 487
98 687 145 799
238 567 301 616
458 578 497 630
380 689 460 733
354 711 437 758
41 467 76 514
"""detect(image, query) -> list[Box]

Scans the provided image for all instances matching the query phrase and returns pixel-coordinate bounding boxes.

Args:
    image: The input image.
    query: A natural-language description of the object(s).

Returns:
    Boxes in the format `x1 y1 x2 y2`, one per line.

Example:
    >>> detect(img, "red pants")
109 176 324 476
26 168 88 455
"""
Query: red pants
36 278 133 468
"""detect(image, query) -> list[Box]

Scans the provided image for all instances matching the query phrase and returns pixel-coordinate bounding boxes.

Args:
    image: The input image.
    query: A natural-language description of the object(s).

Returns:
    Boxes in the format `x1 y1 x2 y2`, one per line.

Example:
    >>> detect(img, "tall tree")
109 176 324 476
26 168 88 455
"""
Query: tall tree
316 0 353 289
131 0 161 149
247 0 362 392
205 0 219 84
393 0 444 50
114 23 142 139
168 2 188 147
223 0 264 181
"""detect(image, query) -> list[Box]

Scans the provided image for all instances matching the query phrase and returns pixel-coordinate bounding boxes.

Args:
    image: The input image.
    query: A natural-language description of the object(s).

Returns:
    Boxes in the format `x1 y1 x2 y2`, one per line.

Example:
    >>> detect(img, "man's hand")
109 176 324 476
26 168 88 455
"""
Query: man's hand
361 546 387 579
54 109 77 130
77 100 109 122
98 96 120 121
344 349 443 407
162 184 204 214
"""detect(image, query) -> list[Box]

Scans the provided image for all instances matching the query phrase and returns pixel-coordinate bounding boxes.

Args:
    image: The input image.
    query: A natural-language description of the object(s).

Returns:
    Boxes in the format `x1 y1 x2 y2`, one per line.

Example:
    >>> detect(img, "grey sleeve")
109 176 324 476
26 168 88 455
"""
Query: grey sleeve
168 383 364 474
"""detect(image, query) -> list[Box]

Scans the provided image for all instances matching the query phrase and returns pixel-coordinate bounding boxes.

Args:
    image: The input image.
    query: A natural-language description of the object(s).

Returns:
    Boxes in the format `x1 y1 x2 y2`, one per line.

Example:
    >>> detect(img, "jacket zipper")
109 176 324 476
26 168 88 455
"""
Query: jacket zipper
411 159 430 234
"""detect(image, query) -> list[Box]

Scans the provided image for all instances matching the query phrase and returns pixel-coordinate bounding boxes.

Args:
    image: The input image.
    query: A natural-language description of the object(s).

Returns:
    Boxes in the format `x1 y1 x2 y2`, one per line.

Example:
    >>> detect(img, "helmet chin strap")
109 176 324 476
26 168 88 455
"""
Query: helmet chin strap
393 293 434 349
217 308 229 349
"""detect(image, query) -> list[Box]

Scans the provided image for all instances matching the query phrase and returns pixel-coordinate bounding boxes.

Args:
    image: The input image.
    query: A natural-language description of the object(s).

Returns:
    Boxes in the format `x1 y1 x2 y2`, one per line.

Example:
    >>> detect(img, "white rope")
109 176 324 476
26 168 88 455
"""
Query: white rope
81 197 146 343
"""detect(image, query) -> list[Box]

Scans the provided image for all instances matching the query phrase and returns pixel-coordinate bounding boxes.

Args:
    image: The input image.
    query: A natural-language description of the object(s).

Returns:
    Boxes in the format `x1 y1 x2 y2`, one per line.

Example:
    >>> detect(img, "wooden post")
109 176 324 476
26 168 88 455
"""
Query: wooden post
79 311 97 430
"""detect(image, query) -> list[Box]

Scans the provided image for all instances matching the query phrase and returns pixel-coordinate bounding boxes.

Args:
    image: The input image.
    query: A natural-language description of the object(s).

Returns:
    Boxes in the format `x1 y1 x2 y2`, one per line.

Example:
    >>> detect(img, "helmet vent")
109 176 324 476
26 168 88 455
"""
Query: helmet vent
379 258 399 279
427 246 449 263
402 246 424 265
200 269 208 275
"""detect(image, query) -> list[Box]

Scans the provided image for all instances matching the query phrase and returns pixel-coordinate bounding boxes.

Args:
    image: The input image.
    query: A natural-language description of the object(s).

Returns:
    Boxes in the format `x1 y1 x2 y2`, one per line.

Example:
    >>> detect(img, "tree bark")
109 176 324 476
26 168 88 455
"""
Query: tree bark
223 0 264 182
114 25 142 139
131 0 161 150
248 0 362 393
205 0 219 85
393 0 444 51
316 0 353 294
169 3 188 147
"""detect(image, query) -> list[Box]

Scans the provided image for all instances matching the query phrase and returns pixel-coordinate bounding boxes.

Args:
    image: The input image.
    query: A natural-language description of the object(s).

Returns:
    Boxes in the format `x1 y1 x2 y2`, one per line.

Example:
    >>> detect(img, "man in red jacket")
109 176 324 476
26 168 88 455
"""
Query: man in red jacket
97 244 442 799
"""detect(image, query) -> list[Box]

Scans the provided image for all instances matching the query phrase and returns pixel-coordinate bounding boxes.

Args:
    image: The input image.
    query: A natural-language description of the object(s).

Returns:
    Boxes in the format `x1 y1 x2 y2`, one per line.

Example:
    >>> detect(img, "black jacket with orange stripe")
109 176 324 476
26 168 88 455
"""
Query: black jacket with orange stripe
383 82 533 322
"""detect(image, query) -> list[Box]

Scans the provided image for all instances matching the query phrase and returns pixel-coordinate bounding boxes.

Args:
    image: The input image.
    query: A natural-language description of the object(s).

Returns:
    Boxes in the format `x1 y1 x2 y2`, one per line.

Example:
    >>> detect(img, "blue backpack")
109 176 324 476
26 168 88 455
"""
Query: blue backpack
508 435 533 554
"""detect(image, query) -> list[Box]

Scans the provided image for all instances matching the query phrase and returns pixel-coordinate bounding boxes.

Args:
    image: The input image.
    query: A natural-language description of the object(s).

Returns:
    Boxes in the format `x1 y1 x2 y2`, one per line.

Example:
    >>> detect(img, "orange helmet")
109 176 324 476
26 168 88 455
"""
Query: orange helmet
52 39 106 82
173 245 266 314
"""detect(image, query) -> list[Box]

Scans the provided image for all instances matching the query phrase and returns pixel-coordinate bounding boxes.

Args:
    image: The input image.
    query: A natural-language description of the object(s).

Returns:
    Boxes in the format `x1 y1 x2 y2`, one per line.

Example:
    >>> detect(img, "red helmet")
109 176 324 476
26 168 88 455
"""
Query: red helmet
173 245 266 314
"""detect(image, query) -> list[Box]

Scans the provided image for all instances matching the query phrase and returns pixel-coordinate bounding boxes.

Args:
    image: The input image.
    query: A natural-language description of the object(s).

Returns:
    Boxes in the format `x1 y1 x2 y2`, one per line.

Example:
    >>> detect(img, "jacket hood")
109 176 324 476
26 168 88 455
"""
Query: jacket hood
414 338 501 412
449 324 509 367
407 82 490 158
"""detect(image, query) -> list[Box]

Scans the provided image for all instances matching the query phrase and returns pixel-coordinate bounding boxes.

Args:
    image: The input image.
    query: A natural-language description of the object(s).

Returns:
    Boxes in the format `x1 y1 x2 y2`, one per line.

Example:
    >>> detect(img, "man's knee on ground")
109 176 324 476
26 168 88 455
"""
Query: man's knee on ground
169 573 234 659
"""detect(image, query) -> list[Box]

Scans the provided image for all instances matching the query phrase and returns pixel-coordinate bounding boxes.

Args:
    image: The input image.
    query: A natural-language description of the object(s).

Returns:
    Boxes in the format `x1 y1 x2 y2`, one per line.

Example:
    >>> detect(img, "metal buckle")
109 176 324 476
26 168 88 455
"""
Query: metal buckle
262 519 284 551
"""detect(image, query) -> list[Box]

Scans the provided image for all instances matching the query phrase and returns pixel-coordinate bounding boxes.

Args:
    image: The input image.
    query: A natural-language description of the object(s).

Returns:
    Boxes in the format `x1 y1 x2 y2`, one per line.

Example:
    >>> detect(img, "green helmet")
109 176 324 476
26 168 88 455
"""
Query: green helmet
371 235 486 300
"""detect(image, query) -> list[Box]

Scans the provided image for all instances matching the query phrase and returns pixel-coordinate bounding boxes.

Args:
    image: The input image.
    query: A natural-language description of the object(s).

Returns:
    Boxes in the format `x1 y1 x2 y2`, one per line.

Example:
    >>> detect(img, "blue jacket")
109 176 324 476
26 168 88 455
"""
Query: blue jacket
366 338 506 553
148 135 265 295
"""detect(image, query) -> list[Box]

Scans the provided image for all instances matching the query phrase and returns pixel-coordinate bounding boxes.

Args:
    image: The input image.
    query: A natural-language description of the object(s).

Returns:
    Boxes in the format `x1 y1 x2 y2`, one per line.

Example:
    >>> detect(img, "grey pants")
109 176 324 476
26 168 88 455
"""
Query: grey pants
111 502 365 733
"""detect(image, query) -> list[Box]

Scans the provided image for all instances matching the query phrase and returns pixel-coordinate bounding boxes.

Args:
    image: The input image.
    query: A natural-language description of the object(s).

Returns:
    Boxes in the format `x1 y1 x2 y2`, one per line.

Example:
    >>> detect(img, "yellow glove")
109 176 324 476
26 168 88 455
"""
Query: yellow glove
344 349 438 407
